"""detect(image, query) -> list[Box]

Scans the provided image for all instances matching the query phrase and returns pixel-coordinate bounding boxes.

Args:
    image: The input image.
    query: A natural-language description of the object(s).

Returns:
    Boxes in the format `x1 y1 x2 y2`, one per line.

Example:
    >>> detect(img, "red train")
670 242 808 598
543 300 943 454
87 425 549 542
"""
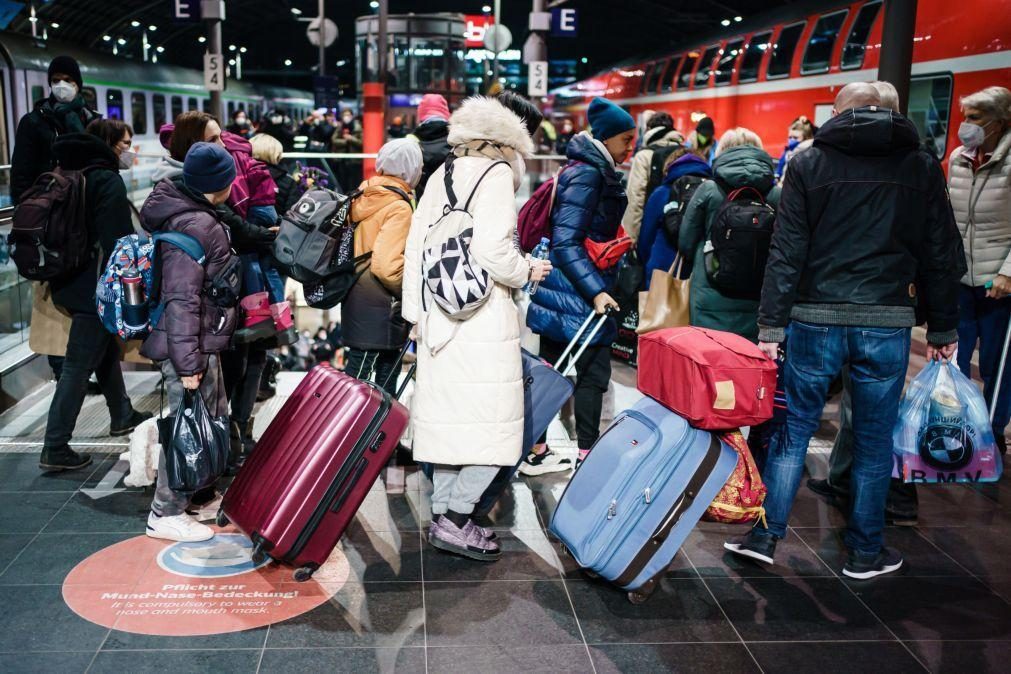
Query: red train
550 0 1011 163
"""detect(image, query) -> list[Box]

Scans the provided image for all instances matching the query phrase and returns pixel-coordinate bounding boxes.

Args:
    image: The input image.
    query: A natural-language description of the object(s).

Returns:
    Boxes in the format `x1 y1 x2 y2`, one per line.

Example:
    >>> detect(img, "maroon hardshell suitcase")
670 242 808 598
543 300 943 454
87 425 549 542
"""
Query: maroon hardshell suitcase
219 362 410 581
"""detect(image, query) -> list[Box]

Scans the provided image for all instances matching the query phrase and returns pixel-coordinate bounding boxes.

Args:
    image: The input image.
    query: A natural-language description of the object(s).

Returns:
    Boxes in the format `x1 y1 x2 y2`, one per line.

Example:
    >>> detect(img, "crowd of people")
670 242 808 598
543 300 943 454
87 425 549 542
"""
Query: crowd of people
12 54 1011 577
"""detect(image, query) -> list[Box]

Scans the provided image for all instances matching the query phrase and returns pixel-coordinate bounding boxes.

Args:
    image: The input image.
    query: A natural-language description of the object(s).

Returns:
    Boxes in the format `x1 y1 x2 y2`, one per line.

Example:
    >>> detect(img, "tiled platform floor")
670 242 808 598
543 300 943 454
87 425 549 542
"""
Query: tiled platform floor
0 366 1009 673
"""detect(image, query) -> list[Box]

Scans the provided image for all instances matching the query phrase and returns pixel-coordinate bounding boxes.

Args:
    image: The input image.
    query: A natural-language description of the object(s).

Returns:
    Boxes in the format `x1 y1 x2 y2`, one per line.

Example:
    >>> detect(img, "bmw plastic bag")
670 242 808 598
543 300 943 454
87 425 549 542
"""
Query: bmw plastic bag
893 360 1003 484
160 390 230 492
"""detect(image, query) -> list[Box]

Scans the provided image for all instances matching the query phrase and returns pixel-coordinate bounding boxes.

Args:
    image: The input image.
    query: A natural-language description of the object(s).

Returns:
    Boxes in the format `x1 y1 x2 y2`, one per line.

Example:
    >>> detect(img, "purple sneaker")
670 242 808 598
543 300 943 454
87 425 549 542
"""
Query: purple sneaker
428 517 501 561
432 514 497 541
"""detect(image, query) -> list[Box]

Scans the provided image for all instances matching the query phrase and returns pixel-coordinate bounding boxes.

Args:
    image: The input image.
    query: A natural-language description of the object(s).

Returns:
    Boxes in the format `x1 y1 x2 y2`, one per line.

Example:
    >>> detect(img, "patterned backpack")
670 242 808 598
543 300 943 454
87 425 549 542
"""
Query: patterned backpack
703 430 767 524
96 232 205 340
421 156 509 320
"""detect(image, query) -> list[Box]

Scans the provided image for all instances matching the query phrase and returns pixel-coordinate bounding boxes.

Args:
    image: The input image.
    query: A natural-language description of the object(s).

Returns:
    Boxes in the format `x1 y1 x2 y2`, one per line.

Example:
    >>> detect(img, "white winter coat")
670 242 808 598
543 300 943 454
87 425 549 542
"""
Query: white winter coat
402 97 534 466
949 128 1011 286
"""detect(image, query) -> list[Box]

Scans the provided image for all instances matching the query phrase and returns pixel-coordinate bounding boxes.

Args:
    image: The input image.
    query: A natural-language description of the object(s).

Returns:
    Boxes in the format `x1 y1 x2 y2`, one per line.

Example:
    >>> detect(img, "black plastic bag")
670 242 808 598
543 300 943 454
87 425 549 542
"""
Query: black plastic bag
160 389 230 492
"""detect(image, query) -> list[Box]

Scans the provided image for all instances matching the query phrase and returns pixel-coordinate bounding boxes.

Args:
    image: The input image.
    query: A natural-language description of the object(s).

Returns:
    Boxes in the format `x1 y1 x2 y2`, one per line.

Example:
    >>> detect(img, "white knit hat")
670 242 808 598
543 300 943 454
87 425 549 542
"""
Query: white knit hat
376 137 423 187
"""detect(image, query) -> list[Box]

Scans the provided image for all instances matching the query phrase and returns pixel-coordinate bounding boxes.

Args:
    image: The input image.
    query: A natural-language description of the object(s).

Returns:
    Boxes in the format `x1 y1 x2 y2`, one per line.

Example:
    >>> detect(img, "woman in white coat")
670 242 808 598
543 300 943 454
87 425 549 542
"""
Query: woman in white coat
403 95 551 561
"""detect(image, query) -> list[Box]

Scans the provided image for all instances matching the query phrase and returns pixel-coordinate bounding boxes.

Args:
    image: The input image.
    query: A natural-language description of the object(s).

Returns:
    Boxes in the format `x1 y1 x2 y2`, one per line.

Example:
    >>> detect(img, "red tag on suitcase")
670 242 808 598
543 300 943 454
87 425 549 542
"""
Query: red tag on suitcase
637 327 777 429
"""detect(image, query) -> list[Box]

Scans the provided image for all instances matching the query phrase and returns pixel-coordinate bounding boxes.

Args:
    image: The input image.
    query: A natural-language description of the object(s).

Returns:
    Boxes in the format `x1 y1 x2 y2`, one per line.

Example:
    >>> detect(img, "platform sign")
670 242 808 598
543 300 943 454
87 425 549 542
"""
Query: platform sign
528 61 549 97
204 53 225 91
173 0 201 23
550 7 578 37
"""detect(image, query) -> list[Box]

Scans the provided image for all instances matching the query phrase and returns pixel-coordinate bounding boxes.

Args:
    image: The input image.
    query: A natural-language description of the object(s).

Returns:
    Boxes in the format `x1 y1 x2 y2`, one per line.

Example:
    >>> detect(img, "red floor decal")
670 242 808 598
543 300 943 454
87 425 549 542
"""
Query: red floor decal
62 528 349 636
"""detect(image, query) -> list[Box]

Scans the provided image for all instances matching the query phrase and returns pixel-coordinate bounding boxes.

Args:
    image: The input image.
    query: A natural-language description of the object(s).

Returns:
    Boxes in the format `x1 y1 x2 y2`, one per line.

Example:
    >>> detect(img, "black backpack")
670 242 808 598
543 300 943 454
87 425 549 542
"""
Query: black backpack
661 174 706 246
704 184 776 300
645 144 680 198
8 166 94 281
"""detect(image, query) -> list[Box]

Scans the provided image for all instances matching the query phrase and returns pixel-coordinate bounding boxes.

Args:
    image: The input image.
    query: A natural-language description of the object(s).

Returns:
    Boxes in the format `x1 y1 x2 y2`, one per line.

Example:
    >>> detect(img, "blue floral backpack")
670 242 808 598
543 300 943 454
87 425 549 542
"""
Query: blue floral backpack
96 232 205 340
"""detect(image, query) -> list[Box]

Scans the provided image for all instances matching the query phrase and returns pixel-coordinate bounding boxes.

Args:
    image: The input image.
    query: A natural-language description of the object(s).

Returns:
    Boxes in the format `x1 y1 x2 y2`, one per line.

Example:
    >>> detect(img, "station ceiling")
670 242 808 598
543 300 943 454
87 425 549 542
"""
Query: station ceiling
4 0 795 85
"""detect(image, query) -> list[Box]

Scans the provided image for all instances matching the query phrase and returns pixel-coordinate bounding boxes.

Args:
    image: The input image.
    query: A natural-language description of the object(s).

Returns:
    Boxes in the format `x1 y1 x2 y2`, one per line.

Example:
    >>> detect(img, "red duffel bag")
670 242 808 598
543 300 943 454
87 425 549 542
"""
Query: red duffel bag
638 327 777 429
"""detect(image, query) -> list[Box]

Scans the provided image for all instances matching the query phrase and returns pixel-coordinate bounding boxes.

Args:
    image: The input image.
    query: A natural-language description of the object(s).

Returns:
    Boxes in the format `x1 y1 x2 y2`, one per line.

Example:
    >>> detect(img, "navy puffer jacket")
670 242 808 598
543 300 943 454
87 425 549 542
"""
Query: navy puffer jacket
527 132 626 345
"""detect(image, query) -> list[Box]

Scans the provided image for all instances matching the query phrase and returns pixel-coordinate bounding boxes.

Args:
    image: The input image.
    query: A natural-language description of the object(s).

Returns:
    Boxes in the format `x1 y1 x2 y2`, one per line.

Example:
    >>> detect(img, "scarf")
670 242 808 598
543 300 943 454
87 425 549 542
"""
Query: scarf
41 96 89 134
452 140 525 190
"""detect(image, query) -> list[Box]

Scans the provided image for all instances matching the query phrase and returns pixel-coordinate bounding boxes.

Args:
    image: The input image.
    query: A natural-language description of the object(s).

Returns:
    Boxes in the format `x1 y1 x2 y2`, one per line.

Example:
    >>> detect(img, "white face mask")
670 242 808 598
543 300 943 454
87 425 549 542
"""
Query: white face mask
51 80 78 104
118 149 136 170
235 116 247 126
269 115 283 125
958 120 992 150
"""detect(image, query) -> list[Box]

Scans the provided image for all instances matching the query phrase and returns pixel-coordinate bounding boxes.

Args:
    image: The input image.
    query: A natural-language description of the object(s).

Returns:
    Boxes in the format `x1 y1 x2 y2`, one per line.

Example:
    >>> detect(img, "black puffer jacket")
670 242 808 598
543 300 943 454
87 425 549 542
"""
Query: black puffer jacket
49 133 134 314
411 119 450 200
268 163 300 215
759 107 965 344
10 97 100 204
139 178 238 375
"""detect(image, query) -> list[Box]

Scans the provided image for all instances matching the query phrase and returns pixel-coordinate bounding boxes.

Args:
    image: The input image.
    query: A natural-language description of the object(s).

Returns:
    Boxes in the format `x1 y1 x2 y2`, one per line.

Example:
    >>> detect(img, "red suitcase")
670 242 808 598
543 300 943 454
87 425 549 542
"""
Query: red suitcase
219 361 410 581
637 327 777 429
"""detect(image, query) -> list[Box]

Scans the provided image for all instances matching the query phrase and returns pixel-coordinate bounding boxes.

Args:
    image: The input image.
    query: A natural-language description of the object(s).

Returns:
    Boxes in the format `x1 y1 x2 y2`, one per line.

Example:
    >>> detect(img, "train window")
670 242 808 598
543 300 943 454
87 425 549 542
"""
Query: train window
715 39 744 86
768 22 806 79
739 32 772 83
638 63 655 95
106 89 124 120
676 51 699 91
30 85 44 104
203 99 211 112
842 1 882 70
81 87 97 110
695 45 720 87
661 55 682 92
802 10 848 75
227 100 235 117
153 94 166 131
188 97 198 111
646 59 668 93
171 96 183 121
908 74 953 159
130 92 147 135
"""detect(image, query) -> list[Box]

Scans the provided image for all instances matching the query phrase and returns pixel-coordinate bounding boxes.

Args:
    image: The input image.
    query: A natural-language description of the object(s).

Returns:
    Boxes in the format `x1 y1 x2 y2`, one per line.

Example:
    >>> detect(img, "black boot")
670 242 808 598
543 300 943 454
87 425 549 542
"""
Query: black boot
110 410 153 437
226 420 244 476
39 446 93 472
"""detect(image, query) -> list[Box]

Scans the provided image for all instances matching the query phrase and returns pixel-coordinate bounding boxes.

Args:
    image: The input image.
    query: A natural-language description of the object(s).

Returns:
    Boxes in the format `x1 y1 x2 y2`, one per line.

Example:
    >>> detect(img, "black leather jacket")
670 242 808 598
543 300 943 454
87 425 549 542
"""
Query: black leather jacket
758 107 965 343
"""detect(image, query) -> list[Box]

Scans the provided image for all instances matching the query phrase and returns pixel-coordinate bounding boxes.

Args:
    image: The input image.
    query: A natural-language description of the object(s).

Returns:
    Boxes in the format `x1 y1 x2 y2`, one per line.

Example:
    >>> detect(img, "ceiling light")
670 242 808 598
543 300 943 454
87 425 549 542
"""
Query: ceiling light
482 4 491 11
336 59 347 66
370 1 379 8
28 16 37 22
50 22 59 28
284 58 293 66
117 37 127 45
156 46 165 53
291 7 302 15
198 36 206 43
229 44 236 51
721 19 731 27
240 46 247 53
102 34 111 41
148 25 157 31
229 59 236 66
580 57 588 63
734 16 743 22
130 20 140 27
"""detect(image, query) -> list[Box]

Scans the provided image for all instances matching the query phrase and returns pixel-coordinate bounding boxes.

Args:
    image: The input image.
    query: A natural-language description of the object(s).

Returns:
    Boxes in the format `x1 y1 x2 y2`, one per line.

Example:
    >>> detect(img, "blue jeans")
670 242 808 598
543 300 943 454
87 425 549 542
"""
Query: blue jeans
240 253 285 304
957 284 1011 434
760 322 910 557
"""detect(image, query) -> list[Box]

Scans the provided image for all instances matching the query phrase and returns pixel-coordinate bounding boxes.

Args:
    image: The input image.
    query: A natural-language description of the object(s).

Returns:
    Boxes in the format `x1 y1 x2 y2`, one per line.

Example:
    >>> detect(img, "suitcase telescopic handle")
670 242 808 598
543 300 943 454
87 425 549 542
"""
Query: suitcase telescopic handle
382 340 418 401
554 307 615 377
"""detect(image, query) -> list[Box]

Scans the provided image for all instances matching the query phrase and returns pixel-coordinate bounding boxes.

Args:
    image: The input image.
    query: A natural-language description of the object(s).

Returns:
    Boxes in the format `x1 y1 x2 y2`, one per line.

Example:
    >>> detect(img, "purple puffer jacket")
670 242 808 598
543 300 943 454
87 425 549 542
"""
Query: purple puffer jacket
139 178 238 376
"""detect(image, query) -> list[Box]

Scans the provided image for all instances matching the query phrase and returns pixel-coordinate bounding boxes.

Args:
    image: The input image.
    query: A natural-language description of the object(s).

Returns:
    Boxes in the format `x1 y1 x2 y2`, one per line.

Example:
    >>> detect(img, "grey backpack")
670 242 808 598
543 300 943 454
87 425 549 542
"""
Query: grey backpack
273 187 361 283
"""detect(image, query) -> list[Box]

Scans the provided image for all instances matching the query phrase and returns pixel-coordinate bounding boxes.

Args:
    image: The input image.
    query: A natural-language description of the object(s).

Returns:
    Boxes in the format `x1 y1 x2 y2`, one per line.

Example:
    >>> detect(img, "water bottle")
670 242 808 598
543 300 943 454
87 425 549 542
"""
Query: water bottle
524 237 551 295
120 267 148 330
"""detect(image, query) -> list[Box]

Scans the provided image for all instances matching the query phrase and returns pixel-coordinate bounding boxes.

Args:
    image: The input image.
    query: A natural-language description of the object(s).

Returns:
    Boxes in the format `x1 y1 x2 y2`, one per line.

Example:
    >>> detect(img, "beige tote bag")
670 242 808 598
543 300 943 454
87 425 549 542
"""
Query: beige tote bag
636 257 691 335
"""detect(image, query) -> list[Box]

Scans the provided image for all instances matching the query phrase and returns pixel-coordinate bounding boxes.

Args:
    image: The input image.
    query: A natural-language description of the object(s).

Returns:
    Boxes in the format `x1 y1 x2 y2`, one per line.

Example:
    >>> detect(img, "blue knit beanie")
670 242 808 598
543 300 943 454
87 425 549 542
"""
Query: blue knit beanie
587 97 635 141
183 142 236 194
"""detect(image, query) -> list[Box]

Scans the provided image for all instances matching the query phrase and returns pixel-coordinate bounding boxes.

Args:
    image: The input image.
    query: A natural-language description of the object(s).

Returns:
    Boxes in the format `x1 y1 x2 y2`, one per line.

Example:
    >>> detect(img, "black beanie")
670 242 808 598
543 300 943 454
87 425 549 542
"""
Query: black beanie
696 116 715 139
48 55 82 89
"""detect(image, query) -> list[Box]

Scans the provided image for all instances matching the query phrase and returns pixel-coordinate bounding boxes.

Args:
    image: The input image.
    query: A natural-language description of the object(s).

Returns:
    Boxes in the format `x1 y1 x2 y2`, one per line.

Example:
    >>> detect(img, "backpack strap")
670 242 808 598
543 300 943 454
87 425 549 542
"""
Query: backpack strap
382 184 414 209
152 231 206 264
443 154 459 208
726 186 767 203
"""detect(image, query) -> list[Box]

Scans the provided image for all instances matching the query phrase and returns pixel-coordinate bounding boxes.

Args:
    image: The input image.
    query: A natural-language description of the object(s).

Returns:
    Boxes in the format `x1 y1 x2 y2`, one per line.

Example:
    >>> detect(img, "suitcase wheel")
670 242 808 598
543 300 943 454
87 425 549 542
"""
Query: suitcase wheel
215 509 229 528
581 568 601 581
627 578 658 605
293 566 315 583
250 541 269 566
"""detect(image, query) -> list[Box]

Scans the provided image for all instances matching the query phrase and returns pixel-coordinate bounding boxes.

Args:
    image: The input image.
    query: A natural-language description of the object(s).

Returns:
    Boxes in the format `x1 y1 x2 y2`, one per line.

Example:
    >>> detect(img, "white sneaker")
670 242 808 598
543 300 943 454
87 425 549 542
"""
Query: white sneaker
147 512 214 542
518 448 573 476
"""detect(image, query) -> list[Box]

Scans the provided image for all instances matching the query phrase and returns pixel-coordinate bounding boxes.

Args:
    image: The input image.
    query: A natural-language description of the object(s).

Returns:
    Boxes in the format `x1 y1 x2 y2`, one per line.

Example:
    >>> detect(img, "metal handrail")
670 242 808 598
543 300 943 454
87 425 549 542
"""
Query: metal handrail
133 152 569 162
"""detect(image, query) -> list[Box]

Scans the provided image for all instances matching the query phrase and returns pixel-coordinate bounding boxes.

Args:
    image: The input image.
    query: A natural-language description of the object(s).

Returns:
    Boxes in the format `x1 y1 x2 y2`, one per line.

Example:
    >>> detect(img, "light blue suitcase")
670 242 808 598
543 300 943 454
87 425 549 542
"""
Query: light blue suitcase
549 396 738 602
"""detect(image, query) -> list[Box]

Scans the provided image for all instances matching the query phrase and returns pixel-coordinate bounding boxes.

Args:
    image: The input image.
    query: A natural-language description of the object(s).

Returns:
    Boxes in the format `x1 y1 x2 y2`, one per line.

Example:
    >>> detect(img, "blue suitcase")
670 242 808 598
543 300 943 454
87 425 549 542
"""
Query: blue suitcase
549 395 738 602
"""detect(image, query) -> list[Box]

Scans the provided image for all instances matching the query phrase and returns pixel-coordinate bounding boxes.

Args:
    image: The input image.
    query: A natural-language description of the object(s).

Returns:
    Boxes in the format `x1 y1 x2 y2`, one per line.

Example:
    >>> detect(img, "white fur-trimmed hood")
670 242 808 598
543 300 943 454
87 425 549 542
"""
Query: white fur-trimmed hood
447 96 535 157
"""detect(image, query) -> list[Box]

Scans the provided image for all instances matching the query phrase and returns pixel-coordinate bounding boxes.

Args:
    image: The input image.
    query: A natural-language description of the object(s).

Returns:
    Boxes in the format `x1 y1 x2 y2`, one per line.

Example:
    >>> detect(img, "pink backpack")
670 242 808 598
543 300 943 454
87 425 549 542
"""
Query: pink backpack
517 166 568 253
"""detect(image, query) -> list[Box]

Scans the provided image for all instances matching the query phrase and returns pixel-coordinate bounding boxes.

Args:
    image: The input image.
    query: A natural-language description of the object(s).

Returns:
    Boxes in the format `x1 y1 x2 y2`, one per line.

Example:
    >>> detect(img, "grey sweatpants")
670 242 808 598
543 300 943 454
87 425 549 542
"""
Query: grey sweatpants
431 465 500 516
151 355 226 517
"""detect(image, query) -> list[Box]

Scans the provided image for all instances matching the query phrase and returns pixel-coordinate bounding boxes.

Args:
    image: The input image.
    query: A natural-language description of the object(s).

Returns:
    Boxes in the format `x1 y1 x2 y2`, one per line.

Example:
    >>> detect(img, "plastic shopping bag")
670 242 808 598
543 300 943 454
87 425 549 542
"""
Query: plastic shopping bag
893 360 1003 483
160 390 230 492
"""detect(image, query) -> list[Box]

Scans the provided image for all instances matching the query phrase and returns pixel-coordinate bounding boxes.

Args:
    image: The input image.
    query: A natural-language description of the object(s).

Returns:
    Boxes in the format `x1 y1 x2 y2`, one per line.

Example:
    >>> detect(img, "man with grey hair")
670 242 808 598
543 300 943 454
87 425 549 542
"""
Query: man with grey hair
724 82 965 579
950 85 1011 453
872 80 901 111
